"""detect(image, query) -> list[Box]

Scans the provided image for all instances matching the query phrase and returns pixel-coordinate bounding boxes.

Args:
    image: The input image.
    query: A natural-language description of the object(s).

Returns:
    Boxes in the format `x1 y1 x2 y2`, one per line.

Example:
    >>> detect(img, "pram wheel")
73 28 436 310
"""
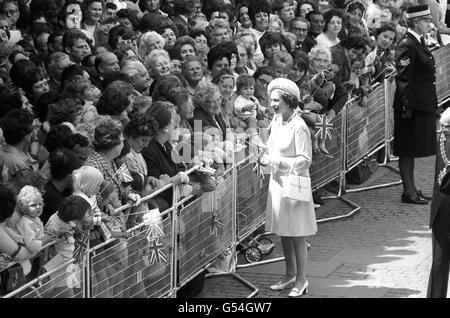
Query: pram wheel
257 237 274 255
244 246 262 263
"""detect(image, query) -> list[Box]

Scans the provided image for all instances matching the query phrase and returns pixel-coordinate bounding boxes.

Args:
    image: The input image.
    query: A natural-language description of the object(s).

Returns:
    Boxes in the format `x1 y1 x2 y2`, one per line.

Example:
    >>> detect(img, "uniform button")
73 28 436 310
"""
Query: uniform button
433 82 436 85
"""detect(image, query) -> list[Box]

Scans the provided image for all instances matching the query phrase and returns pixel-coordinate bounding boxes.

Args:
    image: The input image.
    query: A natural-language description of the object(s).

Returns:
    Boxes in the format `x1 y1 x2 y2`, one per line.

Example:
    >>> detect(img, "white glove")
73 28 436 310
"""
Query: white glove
260 153 282 166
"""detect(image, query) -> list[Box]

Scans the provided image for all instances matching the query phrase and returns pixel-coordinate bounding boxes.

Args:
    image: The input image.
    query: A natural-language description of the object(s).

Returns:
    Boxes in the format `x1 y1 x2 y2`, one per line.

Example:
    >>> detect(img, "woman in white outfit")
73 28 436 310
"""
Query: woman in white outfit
261 78 317 297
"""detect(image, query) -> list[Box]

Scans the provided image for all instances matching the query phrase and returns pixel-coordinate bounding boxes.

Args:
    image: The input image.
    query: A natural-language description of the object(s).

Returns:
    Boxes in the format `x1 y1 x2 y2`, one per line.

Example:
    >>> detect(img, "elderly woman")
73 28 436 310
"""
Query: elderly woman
268 15 285 34
138 31 166 62
261 78 317 297
315 8 345 49
144 49 171 94
181 56 204 95
190 80 228 141
303 46 335 155
233 29 263 68
304 46 335 111
85 118 140 211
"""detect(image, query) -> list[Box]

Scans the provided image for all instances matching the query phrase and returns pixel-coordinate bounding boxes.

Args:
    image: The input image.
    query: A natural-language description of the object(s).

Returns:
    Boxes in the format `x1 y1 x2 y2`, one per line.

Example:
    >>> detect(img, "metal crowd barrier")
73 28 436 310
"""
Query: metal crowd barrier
434 45 450 107
4 45 450 299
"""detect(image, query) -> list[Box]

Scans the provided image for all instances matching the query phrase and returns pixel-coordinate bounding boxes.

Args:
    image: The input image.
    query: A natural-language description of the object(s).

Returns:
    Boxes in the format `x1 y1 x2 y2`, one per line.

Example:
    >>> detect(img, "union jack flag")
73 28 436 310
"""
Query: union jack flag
116 163 133 183
210 212 224 237
315 115 334 140
148 237 167 265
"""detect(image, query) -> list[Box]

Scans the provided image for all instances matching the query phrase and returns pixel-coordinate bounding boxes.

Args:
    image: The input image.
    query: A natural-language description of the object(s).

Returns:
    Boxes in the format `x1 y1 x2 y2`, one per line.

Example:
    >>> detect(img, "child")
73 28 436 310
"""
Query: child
43 195 91 298
346 58 372 107
97 182 130 298
212 70 240 130
233 74 260 132
304 65 337 157
71 165 113 297
11 186 53 274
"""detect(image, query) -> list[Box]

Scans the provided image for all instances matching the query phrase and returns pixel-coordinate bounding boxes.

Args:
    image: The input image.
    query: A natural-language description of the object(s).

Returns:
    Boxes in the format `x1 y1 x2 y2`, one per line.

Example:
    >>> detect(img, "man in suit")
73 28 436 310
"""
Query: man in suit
428 108 450 297
302 10 324 53
393 5 437 204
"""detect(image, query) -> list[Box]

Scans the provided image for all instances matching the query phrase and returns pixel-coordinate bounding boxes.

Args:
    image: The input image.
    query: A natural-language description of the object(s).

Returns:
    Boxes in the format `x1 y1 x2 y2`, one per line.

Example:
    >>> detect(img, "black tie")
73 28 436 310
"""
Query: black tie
420 36 427 47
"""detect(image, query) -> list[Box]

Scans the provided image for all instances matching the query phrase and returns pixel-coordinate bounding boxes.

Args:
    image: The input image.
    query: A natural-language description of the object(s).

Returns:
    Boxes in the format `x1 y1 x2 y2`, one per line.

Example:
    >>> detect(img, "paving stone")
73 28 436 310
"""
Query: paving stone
197 156 438 298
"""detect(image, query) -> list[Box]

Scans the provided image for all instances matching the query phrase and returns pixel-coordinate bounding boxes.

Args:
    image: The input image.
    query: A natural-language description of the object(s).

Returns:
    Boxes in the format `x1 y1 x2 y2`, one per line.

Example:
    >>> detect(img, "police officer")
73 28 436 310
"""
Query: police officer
393 5 437 204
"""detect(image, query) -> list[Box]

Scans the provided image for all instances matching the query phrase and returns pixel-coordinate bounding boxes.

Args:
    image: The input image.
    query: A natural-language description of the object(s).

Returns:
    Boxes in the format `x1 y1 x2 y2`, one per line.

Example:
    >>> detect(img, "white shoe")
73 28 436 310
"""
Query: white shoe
269 276 295 290
288 280 309 297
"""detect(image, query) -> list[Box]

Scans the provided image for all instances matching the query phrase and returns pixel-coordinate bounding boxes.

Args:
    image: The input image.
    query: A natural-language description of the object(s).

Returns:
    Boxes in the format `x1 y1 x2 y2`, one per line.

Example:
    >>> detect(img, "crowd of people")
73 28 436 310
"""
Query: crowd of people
0 0 447 297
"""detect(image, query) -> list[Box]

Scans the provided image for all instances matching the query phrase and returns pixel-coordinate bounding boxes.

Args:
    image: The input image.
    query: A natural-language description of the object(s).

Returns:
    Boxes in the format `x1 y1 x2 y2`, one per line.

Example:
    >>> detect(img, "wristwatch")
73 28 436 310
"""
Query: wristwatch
10 242 25 259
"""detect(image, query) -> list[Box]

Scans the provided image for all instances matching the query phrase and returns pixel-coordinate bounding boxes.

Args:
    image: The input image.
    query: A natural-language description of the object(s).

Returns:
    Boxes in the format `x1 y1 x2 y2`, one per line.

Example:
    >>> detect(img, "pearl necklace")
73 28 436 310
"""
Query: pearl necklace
438 133 450 184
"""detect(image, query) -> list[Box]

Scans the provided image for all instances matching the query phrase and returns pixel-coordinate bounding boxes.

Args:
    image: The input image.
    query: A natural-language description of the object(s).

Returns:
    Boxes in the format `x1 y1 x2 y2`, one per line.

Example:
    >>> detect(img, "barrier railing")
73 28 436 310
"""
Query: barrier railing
433 45 450 107
4 44 450 298
310 109 345 191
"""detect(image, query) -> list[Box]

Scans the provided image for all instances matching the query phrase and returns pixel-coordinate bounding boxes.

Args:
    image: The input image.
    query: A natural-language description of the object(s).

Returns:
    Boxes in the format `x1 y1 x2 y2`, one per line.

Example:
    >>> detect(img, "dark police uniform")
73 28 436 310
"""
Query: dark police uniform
393 30 437 158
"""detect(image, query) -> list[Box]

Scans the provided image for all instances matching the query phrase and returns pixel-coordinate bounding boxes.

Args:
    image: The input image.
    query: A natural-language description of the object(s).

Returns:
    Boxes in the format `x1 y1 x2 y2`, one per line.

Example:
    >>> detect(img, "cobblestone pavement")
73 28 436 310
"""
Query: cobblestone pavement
197 156 438 298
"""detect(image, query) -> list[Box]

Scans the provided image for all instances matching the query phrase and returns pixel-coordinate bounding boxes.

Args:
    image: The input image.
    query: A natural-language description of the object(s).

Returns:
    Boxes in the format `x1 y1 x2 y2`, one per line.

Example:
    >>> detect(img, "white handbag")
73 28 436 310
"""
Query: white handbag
281 173 312 202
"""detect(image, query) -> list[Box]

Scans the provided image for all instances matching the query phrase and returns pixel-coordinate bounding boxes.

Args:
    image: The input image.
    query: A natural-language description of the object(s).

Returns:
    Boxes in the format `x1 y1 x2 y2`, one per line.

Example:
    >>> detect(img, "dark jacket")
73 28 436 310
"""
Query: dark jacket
141 139 183 206
189 107 228 141
394 31 437 114
330 44 350 114
302 32 317 53
172 14 189 37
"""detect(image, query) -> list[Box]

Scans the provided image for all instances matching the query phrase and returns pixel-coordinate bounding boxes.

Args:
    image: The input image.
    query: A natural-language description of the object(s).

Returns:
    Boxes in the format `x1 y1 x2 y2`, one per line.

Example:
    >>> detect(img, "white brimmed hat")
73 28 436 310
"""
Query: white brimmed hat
267 78 300 101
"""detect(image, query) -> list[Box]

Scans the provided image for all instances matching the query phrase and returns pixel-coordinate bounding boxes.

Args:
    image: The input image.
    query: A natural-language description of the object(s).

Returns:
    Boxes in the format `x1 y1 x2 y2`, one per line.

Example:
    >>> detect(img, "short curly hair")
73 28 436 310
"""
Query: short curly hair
96 81 133 116
57 195 91 223
248 0 271 26
192 80 221 109
323 8 345 33
62 75 91 100
0 108 34 145
10 169 47 194
93 117 123 151
152 74 184 102
16 185 42 215
171 35 198 61
47 98 83 127
124 113 159 139
44 124 74 153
